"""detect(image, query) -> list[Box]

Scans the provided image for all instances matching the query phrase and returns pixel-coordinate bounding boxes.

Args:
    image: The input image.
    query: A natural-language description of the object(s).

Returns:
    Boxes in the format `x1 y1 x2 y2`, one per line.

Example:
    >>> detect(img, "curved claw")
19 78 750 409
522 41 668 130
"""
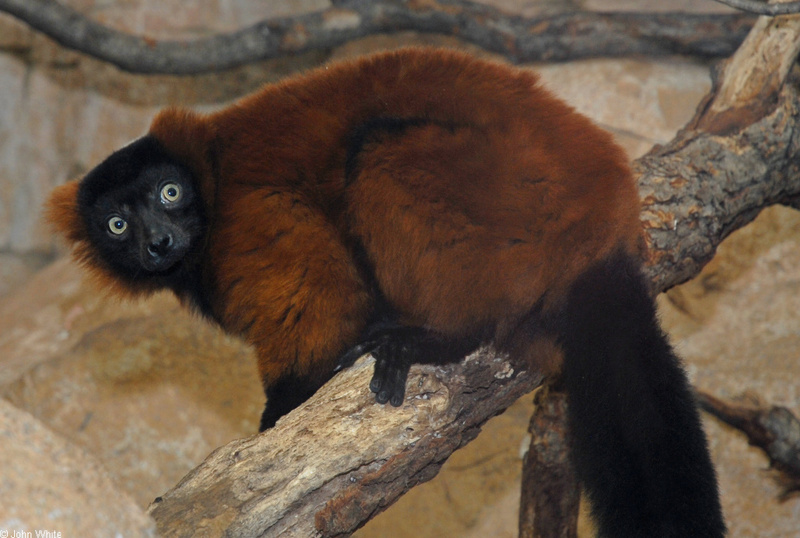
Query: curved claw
334 321 399 372
334 339 380 372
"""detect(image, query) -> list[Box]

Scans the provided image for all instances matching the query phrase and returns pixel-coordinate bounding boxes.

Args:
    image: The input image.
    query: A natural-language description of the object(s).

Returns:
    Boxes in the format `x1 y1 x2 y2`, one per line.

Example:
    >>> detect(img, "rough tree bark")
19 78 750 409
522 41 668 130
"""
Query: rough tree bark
638 4 800 291
149 347 545 537
0 0 758 74
518 386 579 538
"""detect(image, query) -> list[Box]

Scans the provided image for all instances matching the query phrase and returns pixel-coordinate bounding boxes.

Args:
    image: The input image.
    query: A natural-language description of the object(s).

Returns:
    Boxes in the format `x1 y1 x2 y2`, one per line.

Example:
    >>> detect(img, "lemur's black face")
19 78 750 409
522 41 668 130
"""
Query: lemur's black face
78 136 206 280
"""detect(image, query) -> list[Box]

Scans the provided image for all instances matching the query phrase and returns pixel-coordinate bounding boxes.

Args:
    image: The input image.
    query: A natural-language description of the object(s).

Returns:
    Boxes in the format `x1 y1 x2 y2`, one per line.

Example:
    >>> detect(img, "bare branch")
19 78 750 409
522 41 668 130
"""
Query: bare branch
637 81 800 291
697 390 800 496
148 348 544 537
713 0 800 15
638 0 800 290
519 386 579 538
692 0 800 135
0 0 756 74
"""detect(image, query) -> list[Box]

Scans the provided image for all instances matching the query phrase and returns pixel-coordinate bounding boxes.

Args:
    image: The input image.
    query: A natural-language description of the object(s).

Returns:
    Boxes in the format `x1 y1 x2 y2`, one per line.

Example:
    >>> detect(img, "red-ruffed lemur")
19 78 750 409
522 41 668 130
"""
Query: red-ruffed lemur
46 48 724 536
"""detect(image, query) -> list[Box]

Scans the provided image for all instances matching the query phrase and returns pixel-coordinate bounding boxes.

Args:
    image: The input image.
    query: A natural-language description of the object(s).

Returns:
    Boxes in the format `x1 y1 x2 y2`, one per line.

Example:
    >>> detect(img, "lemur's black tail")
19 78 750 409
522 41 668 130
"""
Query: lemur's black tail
558 250 725 537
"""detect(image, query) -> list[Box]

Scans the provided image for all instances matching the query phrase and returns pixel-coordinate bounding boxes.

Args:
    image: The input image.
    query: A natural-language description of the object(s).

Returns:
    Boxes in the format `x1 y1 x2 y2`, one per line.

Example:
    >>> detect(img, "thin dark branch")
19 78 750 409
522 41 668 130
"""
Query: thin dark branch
0 0 755 75
697 390 800 497
713 0 800 15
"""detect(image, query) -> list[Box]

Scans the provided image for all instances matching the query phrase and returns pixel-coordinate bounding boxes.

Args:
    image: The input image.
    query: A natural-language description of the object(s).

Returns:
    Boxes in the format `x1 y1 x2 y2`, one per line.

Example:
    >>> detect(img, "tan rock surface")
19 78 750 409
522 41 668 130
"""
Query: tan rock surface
0 398 156 536
1 259 264 508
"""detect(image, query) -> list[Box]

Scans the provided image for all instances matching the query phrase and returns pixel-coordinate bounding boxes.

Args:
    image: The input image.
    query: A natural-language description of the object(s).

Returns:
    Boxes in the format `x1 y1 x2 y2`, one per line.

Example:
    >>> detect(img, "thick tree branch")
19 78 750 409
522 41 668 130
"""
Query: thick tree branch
0 0 756 74
693 0 800 135
637 81 800 291
638 0 800 291
149 349 542 537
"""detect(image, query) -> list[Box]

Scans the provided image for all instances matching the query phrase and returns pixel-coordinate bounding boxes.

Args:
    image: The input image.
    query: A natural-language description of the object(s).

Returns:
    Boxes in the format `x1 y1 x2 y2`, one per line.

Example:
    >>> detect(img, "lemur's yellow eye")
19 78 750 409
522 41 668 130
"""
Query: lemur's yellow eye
108 216 128 235
161 183 181 203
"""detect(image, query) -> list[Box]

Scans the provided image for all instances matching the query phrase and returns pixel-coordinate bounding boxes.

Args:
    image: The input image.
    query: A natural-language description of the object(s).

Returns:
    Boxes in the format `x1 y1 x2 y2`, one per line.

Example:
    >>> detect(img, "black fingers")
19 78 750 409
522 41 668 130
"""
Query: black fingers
336 321 481 409
339 324 427 407
369 353 390 395
370 345 412 407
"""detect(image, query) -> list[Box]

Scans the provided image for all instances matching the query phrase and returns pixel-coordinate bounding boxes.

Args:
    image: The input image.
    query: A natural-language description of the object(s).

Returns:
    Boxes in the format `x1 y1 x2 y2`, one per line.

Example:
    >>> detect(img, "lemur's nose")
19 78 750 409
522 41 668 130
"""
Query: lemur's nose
147 234 173 257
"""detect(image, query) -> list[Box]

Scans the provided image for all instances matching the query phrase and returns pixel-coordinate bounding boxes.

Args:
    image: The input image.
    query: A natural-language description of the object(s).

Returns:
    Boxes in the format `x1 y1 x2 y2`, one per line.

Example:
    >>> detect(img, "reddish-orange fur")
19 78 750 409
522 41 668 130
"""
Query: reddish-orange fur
47 47 641 391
